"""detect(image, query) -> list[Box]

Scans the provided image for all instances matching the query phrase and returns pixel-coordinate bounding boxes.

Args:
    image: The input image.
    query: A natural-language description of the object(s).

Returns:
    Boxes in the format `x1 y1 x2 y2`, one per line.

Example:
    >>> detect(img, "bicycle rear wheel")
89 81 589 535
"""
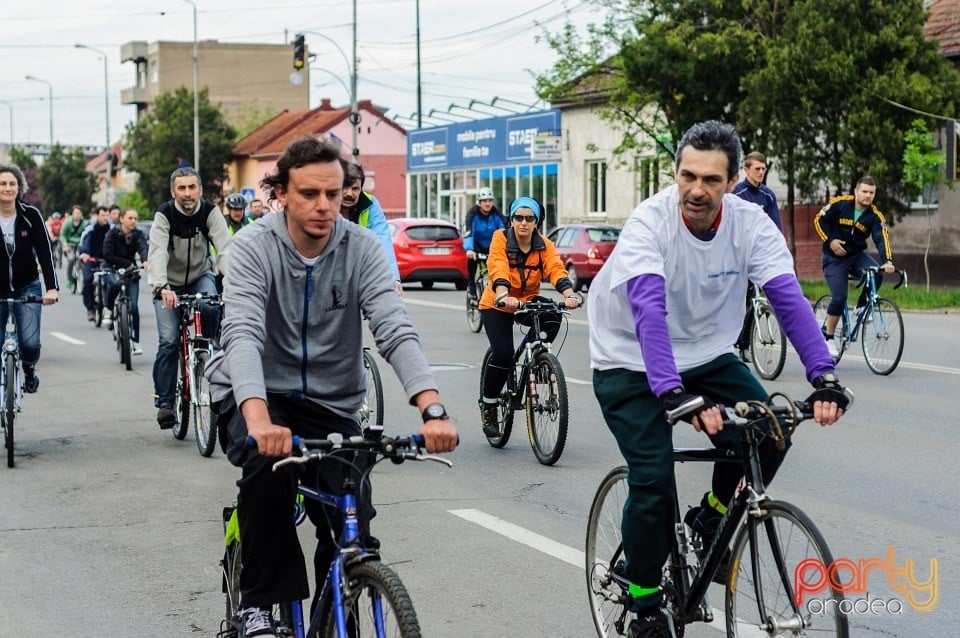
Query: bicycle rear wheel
93 283 104 327
362 349 384 427
479 347 513 448
750 300 786 380
585 466 630 638
4 354 15 468
465 294 482 333
725 500 848 637
812 295 847 362
322 560 421 638
117 303 132 369
526 351 568 465
172 349 190 440
861 298 904 375
194 352 217 457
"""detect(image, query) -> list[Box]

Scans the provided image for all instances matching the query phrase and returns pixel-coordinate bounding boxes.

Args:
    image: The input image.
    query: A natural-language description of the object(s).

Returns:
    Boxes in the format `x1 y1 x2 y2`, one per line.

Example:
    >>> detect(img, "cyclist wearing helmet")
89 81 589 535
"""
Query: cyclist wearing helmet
463 187 506 298
223 193 252 236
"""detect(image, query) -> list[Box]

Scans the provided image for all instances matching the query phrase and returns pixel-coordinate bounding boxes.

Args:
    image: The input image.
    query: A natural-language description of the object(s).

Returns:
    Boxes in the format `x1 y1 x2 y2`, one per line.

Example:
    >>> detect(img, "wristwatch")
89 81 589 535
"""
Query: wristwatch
813 372 840 389
420 402 449 423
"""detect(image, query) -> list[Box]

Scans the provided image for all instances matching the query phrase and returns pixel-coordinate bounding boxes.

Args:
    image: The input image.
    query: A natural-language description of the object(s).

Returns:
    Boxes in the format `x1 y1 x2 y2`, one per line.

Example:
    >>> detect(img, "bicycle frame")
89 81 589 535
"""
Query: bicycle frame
506 304 561 407
838 267 906 345
178 293 216 408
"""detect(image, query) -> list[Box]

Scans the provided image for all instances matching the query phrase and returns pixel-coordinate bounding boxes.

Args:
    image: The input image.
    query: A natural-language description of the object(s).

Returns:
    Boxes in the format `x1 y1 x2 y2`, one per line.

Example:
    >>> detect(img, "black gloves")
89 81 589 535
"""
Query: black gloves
805 373 850 410
659 387 716 424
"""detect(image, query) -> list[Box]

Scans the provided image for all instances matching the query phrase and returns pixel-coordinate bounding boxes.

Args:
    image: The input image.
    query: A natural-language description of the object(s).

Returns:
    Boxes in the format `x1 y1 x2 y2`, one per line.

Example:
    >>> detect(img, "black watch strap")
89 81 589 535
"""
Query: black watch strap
420 402 449 423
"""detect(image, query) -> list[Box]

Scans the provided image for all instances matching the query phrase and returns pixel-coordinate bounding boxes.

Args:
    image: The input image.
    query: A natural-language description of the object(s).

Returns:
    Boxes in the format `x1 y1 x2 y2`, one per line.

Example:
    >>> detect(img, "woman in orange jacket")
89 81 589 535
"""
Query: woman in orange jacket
477 196 581 437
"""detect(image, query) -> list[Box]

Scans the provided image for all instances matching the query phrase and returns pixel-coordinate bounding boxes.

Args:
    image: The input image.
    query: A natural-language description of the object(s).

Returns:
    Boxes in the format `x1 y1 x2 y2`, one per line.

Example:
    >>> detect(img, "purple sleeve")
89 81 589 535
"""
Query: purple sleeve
763 273 835 383
626 274 682 397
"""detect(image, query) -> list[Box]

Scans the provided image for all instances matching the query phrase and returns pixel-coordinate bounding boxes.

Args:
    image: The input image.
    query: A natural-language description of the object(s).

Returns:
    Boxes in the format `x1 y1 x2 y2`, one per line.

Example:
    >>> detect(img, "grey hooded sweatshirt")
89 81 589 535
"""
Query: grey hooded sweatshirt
205 211 435 418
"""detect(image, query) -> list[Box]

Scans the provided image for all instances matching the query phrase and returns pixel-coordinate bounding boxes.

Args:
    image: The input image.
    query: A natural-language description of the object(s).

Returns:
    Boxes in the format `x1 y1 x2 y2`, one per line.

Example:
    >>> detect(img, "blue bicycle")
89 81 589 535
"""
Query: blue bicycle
220 428 452 638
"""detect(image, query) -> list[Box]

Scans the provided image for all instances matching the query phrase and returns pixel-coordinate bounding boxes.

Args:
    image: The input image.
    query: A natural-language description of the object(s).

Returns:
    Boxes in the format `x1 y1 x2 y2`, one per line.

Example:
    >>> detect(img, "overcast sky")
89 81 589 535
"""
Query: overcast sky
0 0 598 148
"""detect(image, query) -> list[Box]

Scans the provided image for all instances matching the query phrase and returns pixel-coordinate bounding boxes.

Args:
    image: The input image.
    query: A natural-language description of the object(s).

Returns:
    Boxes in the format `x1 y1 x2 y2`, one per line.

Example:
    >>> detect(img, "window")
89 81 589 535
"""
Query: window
587 161 607 216
405 225 460 241
640 157 661 200
556 228 578 248
150 60 158 83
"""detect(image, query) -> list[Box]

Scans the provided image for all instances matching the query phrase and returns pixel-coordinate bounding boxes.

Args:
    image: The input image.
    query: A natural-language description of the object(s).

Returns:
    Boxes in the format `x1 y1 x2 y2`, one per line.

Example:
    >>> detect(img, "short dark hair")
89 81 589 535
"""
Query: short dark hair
342 162 364 188
170 166 202 190
856 176 876 188
261 136 343 203
675 120 742 180
743 151 767 167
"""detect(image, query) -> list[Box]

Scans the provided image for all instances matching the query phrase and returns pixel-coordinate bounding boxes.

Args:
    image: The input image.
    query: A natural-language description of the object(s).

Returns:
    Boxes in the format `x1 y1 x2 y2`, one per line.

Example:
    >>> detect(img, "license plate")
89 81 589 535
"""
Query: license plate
422 246 450 255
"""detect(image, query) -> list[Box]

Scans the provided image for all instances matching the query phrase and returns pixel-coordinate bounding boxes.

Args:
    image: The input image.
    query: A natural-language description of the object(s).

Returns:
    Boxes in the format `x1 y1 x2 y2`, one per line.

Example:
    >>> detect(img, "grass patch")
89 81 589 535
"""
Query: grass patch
798 280 960 310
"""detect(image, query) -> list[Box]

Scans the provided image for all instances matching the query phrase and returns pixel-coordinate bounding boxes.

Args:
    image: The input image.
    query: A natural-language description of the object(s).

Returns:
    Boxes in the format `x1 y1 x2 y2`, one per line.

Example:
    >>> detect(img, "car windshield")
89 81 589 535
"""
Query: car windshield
405 225 459 241
586 228 620 242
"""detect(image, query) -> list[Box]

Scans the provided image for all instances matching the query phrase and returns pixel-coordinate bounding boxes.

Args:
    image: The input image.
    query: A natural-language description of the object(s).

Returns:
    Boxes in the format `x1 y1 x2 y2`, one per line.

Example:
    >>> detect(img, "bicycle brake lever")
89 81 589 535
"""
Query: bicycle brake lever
271 455 312 471
416 454 454 468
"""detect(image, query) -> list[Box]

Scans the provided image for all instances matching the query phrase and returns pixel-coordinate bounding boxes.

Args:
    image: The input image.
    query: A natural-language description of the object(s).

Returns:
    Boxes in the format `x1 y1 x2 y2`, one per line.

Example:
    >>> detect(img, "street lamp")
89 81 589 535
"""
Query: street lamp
182 0 200 170
24 75 53 148
75 44 111 150
0 100 12 146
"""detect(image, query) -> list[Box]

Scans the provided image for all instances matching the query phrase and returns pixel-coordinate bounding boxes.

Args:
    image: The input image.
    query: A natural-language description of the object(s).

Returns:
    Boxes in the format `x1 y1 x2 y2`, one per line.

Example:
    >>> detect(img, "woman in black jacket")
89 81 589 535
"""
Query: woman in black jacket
104 208 149 354
0 163 59 393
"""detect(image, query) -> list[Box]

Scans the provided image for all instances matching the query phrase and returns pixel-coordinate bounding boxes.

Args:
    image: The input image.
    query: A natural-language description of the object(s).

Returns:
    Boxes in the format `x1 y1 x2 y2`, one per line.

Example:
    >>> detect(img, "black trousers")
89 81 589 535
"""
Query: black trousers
221 393 368 608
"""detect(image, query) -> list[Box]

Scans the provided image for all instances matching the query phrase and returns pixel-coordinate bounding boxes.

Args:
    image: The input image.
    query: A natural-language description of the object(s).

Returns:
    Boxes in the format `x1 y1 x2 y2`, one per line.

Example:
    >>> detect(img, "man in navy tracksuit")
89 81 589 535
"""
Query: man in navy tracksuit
814 175 896 357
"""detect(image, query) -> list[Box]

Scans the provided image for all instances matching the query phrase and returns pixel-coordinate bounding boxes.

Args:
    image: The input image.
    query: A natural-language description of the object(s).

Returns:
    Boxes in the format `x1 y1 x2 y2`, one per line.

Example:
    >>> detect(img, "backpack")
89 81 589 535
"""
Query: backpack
155 199 216 249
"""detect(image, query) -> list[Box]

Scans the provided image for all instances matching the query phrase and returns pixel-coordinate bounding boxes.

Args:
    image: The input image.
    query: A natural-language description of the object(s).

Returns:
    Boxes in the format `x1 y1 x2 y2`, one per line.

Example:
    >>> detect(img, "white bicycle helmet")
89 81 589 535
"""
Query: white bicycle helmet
476 187 494 202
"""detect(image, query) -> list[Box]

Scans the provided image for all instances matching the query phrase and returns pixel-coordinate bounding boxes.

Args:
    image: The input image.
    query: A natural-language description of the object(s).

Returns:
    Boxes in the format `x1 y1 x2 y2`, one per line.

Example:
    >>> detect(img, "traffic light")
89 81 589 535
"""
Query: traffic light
293 34 305 71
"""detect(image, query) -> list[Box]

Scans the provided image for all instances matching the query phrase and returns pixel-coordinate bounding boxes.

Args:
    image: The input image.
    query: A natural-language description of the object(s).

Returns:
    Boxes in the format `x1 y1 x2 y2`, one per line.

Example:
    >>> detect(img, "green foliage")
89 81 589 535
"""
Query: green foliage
35 144 96 215
117 190 153 220
7 147 41 210
233 100 277 139
799 279 960 310
123 87 237 207
902 118 944 203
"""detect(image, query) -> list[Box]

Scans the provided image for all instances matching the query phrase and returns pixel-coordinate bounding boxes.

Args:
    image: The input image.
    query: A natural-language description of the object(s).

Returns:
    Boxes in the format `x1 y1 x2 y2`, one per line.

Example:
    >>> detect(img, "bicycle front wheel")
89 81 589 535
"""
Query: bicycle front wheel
479 348 513 448
750 300 786 380
585 466 630 638
194 352 217 457
725 500 848 637
172 349 190 440
526 351 568 465
221 508 242 634
812 295 847 362
861 298 904 375
323 560 421 638
4 354 15 468
117 303 132 370
466 294 482 333
362 349 384 427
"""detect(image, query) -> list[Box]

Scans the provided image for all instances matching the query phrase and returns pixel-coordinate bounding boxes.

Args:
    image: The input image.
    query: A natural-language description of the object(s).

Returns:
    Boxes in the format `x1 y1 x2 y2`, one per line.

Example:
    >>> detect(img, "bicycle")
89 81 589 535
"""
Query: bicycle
109 265 142 371
748 287 787 381
64 244 82 294
585 392 854 637
465 253 488 333
219 428 452 638
1 296 41 468
50 238 63 270
813 267 907 375
362 347 384 427
478 298 573 466
171 292 223 457
90 261 109 327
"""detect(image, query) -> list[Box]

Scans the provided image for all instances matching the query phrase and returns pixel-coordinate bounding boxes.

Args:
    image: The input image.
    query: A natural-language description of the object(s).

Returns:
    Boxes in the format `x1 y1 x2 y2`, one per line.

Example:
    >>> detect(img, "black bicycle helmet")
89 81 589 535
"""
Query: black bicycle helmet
225 193 247 210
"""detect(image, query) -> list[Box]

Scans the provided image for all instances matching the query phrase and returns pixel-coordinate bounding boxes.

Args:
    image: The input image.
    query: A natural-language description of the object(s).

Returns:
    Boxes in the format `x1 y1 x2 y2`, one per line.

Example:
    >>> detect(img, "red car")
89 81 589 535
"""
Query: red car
388 218 469 290
546 223 621 291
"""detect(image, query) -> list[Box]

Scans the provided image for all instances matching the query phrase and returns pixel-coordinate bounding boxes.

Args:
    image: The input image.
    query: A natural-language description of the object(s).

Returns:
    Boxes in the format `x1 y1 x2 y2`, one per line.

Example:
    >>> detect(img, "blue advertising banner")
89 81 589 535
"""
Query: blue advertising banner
408 109 560 171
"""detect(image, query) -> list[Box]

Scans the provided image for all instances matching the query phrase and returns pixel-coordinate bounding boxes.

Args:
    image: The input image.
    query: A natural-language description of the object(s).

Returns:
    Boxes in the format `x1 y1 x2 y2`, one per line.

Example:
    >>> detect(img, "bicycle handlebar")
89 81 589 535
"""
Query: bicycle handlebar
245 432 454 470
174 292 223 309
1 296 43 304
854 266 907 290
495 297 580 311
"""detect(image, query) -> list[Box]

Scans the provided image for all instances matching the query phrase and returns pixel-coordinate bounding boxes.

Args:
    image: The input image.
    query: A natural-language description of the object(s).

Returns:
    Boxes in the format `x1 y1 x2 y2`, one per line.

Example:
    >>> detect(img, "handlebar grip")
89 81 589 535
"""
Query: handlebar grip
411 434 425 448
665 395 705 425
245 434 303 449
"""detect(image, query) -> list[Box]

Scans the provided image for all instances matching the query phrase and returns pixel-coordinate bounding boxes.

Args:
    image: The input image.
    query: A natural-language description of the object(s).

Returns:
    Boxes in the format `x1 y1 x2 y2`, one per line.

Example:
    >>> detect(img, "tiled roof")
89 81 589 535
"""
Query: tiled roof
925 0 960 56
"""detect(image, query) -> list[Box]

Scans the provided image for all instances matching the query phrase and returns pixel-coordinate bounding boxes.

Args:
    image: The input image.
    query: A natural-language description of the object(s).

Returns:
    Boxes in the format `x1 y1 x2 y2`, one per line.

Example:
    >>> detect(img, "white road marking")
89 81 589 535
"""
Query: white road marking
566 377 592 385
50 332 86 345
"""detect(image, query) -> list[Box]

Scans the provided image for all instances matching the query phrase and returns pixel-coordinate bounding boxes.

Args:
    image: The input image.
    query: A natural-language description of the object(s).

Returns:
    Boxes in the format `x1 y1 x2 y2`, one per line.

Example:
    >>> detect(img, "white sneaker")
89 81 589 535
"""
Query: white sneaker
103 308 113 329
826 339 839 359
131 342 143 356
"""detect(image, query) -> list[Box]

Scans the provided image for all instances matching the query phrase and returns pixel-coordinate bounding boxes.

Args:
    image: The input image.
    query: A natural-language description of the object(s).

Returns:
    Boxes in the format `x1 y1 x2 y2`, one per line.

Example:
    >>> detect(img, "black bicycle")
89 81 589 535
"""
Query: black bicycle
110 264 142 371
465 253 488 333
586 393 853 637
478 298 573 465
90 261 109 327
1 297 42 468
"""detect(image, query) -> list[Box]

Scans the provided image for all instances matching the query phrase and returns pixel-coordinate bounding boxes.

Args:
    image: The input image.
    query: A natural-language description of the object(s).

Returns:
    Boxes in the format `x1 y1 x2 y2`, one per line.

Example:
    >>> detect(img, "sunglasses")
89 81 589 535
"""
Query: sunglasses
512 214 537 223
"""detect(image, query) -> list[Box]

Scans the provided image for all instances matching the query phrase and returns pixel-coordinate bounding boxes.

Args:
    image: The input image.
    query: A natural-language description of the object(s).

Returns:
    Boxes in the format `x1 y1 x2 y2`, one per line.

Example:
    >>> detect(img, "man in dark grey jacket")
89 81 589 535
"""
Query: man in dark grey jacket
205 136 458 638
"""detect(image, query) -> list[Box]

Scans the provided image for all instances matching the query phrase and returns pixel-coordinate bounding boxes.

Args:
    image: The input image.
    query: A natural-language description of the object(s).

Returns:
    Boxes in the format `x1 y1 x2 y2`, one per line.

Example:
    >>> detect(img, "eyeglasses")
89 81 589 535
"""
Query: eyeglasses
512 214 537 223
750 165 768 172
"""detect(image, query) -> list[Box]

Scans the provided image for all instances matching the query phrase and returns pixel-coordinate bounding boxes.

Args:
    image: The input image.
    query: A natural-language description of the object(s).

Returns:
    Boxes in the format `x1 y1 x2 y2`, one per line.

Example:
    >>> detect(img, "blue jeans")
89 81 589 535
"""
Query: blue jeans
106 274 141 343
152 273 220 408
822 252 882 316
0 280 43 366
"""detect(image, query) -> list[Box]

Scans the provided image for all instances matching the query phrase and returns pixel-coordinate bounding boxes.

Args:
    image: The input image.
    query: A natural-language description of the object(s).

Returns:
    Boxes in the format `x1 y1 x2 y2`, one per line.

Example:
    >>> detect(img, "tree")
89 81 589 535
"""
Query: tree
123 87 237 207
7 147 41 210
902 118 950 291
118 190 153 220
35 144 97 215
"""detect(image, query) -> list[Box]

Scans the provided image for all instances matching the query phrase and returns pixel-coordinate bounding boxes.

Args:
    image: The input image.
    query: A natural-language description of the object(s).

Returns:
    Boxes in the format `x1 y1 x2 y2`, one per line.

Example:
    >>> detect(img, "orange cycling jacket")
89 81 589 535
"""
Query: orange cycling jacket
478 227 573 312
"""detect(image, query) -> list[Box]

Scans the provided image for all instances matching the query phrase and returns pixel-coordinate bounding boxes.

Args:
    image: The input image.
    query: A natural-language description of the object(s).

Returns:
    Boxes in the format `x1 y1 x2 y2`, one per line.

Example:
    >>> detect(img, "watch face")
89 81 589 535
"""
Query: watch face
424 403 446 419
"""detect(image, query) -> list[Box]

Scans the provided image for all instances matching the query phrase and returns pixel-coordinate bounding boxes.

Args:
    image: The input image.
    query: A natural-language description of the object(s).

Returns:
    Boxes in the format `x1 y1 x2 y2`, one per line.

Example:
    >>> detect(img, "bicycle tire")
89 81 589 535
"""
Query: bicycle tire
465 294 483 333
479 347 513 448
725 500 849 637
526 351 568 465
221 507 242 636
750 300 786 380
4 354 16 468
585 466 630 638
172 348 190 440
322 560 422 638
362 349 384 427
117 303 132 370
812 295 847 362
194 352 217 457
93 282 104 328
861 298 904 375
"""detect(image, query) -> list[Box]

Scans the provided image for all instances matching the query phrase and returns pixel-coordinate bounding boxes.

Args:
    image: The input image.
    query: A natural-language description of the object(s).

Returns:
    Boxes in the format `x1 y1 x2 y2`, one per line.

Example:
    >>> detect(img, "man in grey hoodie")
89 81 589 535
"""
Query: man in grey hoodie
205 136 458 638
